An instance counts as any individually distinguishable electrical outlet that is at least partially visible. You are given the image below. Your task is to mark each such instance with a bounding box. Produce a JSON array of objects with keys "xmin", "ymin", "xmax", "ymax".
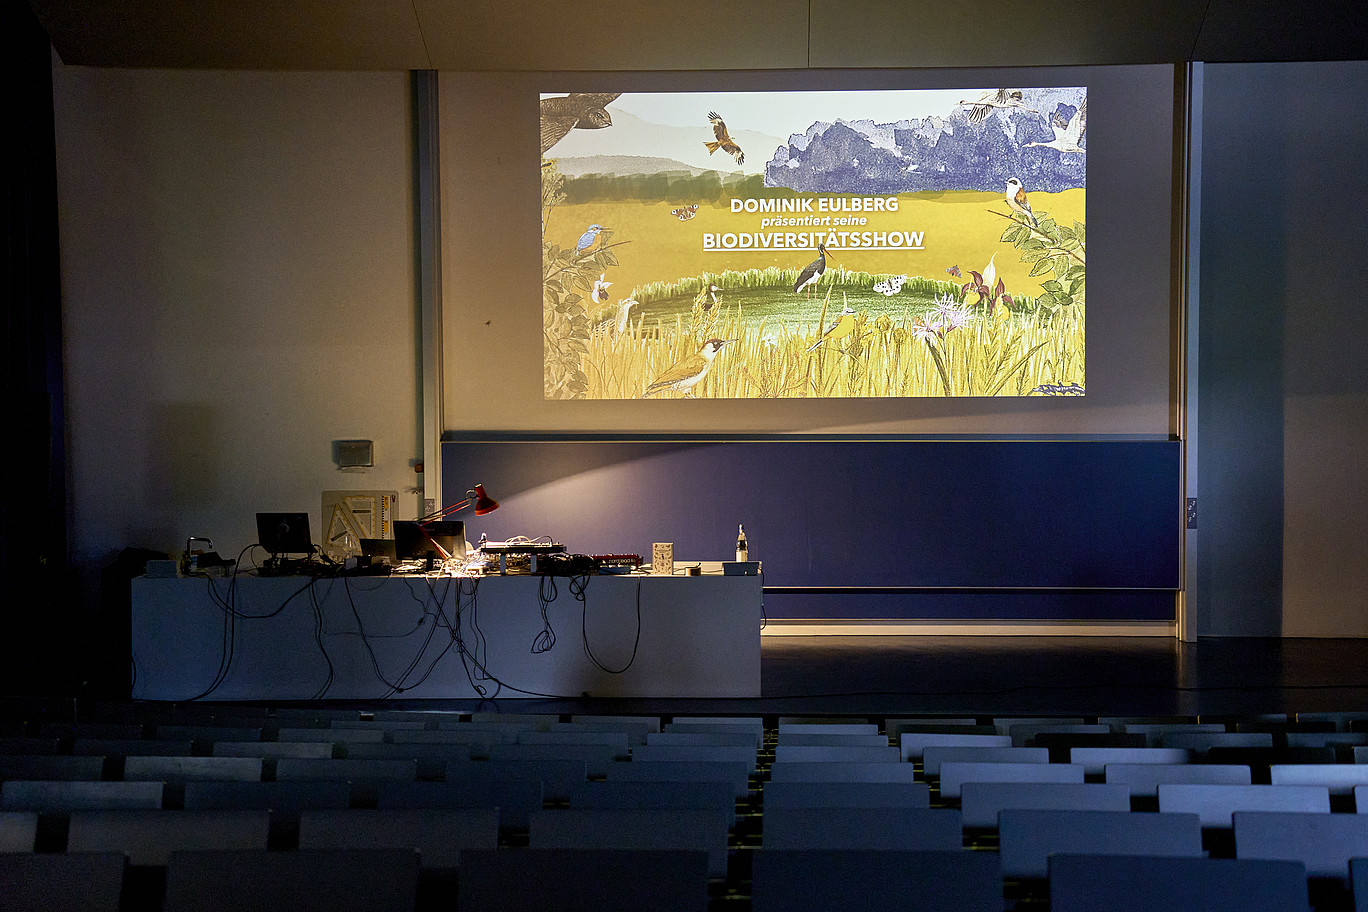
[
  {"xmin": 424, "ymin": 498, "xmax": 436, "ymax": 517},
  {"xmin": 1186, "ymin": 498, "xmax": 1198, "ymax": 529}
]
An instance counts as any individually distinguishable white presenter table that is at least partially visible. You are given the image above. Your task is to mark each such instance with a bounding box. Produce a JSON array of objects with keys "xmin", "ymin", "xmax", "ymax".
[{"xmin": 131, "ymin": 572, "xmax": 762, "ymax": 701}]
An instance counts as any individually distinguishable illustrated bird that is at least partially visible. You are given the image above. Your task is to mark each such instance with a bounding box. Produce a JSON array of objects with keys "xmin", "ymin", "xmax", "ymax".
[
  {"xmin": 807, "ymin": 306, "xmax": 857, "ymax": 352},
  {"xmin": 643, "ymin": 338, "xmax": 732, "ymax": 397},
  {"xmin": 576, "ymin": 224, "xmax": 609, "ymax": 253},
  {"xmin": 591, "ymin": 273, "xmax": 612, "ymax": 305},
  {"xmin": 593, "ymin": 298, "xmax": 638, "ymax": 337},
  {"xmin": 704, "ymin": 112, "xmax": 745, "ymax": 166},
  {"xmin": 539, "ymin": 93, "xmax": 621, "ymax": 155},
  {"xmin": 1005, "ymin": 177, "xmax": 1038, "ymax": 228},
  {"xmin": 694, "ymin": 282, "xmax": 722, "ymax": 311},
  {"xmin": 793, "ymin": 243, "xmax": 830, "ymax": 297},
  {"xmin": 958, "ymin": 88, "xmax": 1035, "ymax": 123},
  {"xmin": 1023, "ymin": 97, "xmax": 1087, "ymax": 154}
]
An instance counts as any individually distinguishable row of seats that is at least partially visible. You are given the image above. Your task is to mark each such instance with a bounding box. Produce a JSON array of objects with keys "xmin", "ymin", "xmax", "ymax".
[{"xmin": 6, "ymin": 708, "xmax": 1368, "ymax": 910}]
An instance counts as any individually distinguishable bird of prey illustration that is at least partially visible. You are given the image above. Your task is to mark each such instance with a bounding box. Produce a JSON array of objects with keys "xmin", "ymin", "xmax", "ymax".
[
  {"xmin": 1024, "ymin": 97, "xmax": 1087, "ymax": 154},
  {"xmin": 793, "ymin": 244, "xmax": 831, "ymax": 297},
  {"xmin": 958, "ymin": 88, "xmax": 1035, "ymax": 124},
  {"xmin": 539, "ymin": 93, "xmax": 621, "ymax": 155},
  {"xmin": 643, "ymin": 339, "xmax": 732, "ymax": 397},
  {"xmin": 1005, "ymin": 177, "xmax": 1039, "ymax": 228},
  {"xmin": 705, "ymin": 112, "xmax": 744, "ymax": 166},
  {"xmin": 807, "ymin": 306, "xmax": 857, "ymax": 352}
]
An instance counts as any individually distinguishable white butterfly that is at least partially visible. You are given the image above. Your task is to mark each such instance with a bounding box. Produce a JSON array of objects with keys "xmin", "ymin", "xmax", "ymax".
[{"xmin": 873, "ymin": 275, "xmax": 907, "ymax": 296}]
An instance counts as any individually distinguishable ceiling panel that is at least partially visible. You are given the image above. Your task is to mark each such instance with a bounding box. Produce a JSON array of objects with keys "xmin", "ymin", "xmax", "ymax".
[
  {"xmin": 34, "ymin": 0, "xmax": 431, "ymax": 69},
  {"xmin": 31, "ymin": 0, "xmax": 1368, "ymax": 71},
  {"xmin": 414, "ymin": 0, "xmax": 810, "ymax": 72},
  {"xmin": 809, "ymin": 0, "xmax": 1210, "ymax": 69}
]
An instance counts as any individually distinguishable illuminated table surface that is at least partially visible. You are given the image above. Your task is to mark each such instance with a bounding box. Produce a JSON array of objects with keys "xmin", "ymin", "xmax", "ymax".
[{"xmin": 131, "ymin": 571, "xmax": 762, "ymax": 701}]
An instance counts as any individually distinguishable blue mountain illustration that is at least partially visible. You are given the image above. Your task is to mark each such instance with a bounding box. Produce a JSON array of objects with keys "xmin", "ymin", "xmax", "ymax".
[{"xmin": 765, "ymin": 89, "xmax": 1087, "ymax": 194}]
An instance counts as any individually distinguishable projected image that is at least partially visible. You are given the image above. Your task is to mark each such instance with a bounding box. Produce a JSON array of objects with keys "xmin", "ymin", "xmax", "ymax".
[{"xmin": 541, "ymin": 88, "xmax": 1086, "ymax": 400}]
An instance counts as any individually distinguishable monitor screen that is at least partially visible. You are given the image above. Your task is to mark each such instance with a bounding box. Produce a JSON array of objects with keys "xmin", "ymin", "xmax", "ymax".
[{"xmin": 256, "ymin": 512, "xmax": 313, "ymax": 556}]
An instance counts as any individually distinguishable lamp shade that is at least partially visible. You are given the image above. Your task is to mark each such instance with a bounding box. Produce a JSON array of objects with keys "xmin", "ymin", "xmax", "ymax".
[{"xmin": 471, "ymin": 484, "xmax": 499, "ymax": 515}]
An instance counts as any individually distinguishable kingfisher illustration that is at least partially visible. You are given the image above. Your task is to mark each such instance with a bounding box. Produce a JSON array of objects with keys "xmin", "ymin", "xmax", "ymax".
[
  {"xmin": 1005, "ymin": 177, "xmax": 1038, "ymax": 228},
  {"xmin": 643, "ymin": 339, "xmax": 732, "ymax": 397},
  {"xmin": 591, "ymin": 273, "xmax": 612, "ymax": 305},
  {"xmin": 694, "ymin": 282, "xmax": 722, "ymax": 311},
  {"xmin": 1023, "ymin": 97, "xmax": 1087, "ymax": 154},
  {"xmin": 958, "ymin": 88, "xmax": 1035, "ymax": 123},
  {"xmin": 576, "ymin": 224, "xmax": 609, "ymax": 253},
  {"xmin": 807, "ymin": 306, "xmax": 857, "ymax": 352},
  {"xmin": 793, "ymin": 244, "xmax": 831, "ymax": 297},
  {"xmin": 539, "ymin": 93, "xmax": 621, "ymax": 155},
  {"xmin": 704, "ymin": 112, "xmax": 745, "ymax": 166}
]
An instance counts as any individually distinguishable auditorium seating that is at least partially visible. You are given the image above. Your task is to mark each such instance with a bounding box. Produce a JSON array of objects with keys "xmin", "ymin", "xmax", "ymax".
[{"xmin": 6, "ymin": 701, "xmax": 1368, "ymax": 910}]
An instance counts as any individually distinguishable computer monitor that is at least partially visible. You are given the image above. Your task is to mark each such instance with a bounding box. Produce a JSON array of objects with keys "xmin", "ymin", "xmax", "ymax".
[
  {"xmin": 256, "ymin": 512, "xmax": 313, "ymax": 556},
  {"xmin": 394, "ymin": 520, "xmax": 466, "ymax": 561}
]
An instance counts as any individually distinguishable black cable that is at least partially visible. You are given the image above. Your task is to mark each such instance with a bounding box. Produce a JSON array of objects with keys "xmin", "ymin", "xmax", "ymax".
[
  {"xmin": 576, "ymin": 574, "xmax": 642, "ymax": 675},
  {"xmin": 532, "ymin": 575, "xmax": 558, "ymax": 653}
]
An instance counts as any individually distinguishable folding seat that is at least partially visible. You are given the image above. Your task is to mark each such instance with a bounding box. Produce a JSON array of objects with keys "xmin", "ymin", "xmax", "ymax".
[
  {"xmin": 999, "ymin": 808, "xmax": 1203, "ymax": 878},
  {"xmin": 646, "ymin": 731, "xmax": 757, "ymax": 749},
  {"xmin": 776, "ymin": 723, "xmax": 879, "ymax": 738},
  {"xmin": 458, "ymin": 848, "xmax": 709, "ymax": 912},
  {"xmin": 1048, "ymin": 853, "xmax": 1309, "ymax": 912},
  {"xmin": 67, "ymin": 809, "xmax": 270, "ymax": 864},
  {"xmin": 1069, "ymin": 746, "xmax": 1189, "ymax": 776},
  {"xmin": 529, "ymin": 807, "xmax": 730, "ymax": 878},
  {"xmin": 489, "ymin": 741, "xmax": 620, "ymax": 777},
  {"xmin": 0, "ymin": 810, "xmax": 37, "ymax": 851},
  {"xmin": 1234, "ymin": 809, "xmax": 1368, "ymax": 879},
  {"xmin": 1157, "ymin": 783, "xmax": 1330, "ymax": 827},
  {"xmin": 123, "ymin": 756, "xmax": 263, "ymax": 782},
  {"xmin": 0, "ymin": 852, "xmax": 125, "ymax": 912},
  {"xmin": 776, "ymin": 732, "xmax": 890, "ymax": 747},
  {"xmin": 762, "ymin": 806, "xmax": 962, "ymax": 852},
  {"xmin": 773, "ymin": 744, "xmax": 899, "ymax": 763},
  {"xmin": 73, "ymin": 738, "xmax": 193, "ymax": 757},
  {"xmin": 163, "ymin": 848, "xmax": 420, "ymax": 912},
  {"xmin": 938, "ymin": 761, "xmax": 1084, "ymax": 799},
  {"xmin": 921, "ymin": 745, "xmax": 1048, "ymax": 777},
  {"xmin": 1008, "ymin": 722, "xmax": 1111, "ymax": 748},
  {"xmin": 1, "ymin": 780, "xmax": 163, "ymax": 811},
  {"xmin": 604, "ymin": 759, "xmax": 752, "ymax": 798},
  {"xmin": 1123, "ymin": 722, "xmax": 1226, "ymax": 748},
  {"xmin": 1269, "ymin": 763, "xmax": 1368, "ymax": 795},
  {"xmin": 900, "ymin": 732, "xmax": 1011, "ymax": 761},
  {"xmin": 1106, "ymin": 762, "xmax": 1251, "ymax": 797},
  {"xmin": 0, "ymin": 754, "xmax": 105, "ymax": 781},
  {"xmin": 1030, "ymin": 732, "xmax": 1149, "ymax": 762},
  {"xmin": 274, "ymin": 758, "xmax": 417, "ymax": 782},
  {"xmin": 631, "ymin": 743, "xmax": 756, "ymax": 765},
  {"xmin": 1159, "ymin": 731, "xmax": 1273, "ymax": 754},
  {"xmin": 469, "ymin": 712, "xmax": 559, "ymax": 729},
  {"xmin": 570, "ymin": 779, "xmax": 738, "ymax": 827},
  {"xmin": 212, "ymin": 740, "xmax": 333, "ymax": 759},
  {"xmin": 664, "ymin": 718, "xmax": 764, "ymax": 748},
  {"xmin": 376, "ymin": 779, "xmax": 542, "ymax": 831},
  {"xmin": 0, "ymin": 737, "xmax": 62, "ymax": 756},
  {"xmin": 152, "ymin": 725, "xmax": 263, "ymax": 744},
  {"xmin": 517, "ymin": 729, "xmax": 631, "ymax": 761},
  {"xmin": 752, "ymin": 849, "xmax": 1002, "ymax": 912},
  {"xmin": 569, "ymin": 714, "xmax": 661, "ymax": 739},
  {"xmin": 959, "ymin": 781, "xmax": 1130, "ymax": 829},
  {"xmin": 761, "ymin": 780, "xmax": 930, "ymax": 810},
  {"xmin": 183, "ymin": 780, "xmax": 351, "ymax": 812},
  {"xmin": 344, "ymin": 741, "xmax": 474, "ymax": 779},
  {"xmin": 274, "ymin": 727, "xmax": 385, "ymax": 744},
  {"xmin": 447, "ymin": 757, "xmax": 586, "ymax": 803},
  {"xmin": 297, "ymin": 807, "xmax": 497, "ymax": 869},
  {"xmin": 768, "ymin": 761, "xmax": 920, "ymax": 784}
]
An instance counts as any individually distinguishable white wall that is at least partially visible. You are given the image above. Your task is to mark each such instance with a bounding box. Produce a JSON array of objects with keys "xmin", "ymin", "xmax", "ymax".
[
  {"xmin": 51, "ymin": 62, "xmax": 420, "ymax": 581},
  {"xmin": 1196, "ymin": 61, "xmax": 1368, "ymax": 636}
]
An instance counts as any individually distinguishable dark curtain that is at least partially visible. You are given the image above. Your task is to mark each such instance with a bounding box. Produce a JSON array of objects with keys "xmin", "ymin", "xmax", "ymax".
[{"xmin": 2, "ymin": 0, "xmax": 73, "ymax": 693}]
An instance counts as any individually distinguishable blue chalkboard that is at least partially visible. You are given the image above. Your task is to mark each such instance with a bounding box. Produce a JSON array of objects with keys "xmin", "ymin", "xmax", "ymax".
[{"xmin": 442, "ymin": 437, "xmax": 1180, "ymax": 621}]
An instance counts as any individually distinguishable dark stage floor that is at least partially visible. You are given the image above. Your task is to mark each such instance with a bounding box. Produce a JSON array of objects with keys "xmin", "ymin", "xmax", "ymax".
[{"xmin": 269, "ymin": 635, "xmax": 1368, "ymax": 721}]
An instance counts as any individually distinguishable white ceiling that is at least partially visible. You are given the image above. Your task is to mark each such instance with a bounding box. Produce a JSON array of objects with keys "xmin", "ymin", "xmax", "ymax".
[{"xmin": 32, "ymin": 0, "xmax": 1368, "ymax": 71}]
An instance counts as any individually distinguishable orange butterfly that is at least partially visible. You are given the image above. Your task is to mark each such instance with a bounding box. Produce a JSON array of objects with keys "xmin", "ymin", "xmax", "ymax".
[{"xmin": 670, "ymin": 204, "xmax": 699, "ymax": 221}]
